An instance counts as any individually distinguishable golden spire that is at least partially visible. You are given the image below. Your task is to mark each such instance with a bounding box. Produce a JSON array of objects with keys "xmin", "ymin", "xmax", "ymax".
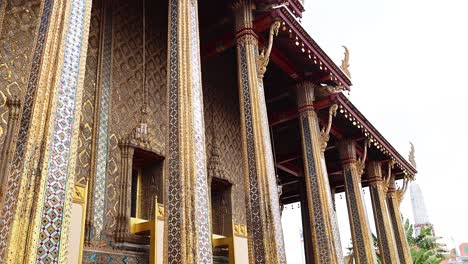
[
  {"xmin": 409, "ymin": 142, "xmax": 416, "ymax": 168},
  {"xmin": 340, "ymin": 45, "xmax": 351, "ymax": 79}
]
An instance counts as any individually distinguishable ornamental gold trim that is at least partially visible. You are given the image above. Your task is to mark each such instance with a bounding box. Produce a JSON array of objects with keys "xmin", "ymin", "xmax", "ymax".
[
  {"xmin": 319, "ymin": 104, "xmax": 338, "ymax": 152},
  {"xmin": 257, "ymin": 20, "xmax": 281, "ymax": 78},
  {"xmin": 73, "ymin": 183, "xmax": 88, "ymax": 204},
  {"xmin": 233, "ymin": 223, "xmax": 248, "ymax": 238},
  {"xmin": 156, "ymin": 203, "xmax": 164, "ymax": 221},
  {"xmin": 340, "ymin": 46, "xmax": 351, "ymax": 78}
]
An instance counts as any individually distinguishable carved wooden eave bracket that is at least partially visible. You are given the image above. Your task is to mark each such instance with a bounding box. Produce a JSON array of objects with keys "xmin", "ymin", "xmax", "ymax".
[
  {"xmin": 257, "ymin": 20, "xmax": 281, "ymax": 78},
  {"xmin": 356, "ymin": 139, "xmax": 369, "ymax": 177},
  {"xmin": 395, "ymin": 175, "xmax": 411, "ymax": 204},
  {"xmin": 383, "ymin": 160, "xmax": 395, "ymax": 193},
  {"xmin": 319, "ymin": 104, "xmax": 338, "ymax": 152},
  {"xmin": 314, "ymin": 94, "xmax": 417, "ymax": 177}
]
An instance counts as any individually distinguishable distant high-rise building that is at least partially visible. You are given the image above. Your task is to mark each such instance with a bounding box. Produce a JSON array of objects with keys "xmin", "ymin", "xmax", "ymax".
[{"xmin": 409, "ymin": 143, "xmax": 433, "ymax": 236}]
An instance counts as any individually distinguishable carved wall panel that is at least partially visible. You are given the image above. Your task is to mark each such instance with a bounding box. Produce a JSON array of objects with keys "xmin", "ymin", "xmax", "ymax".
[
  {"xmin": 203, "ymin": 52, "xmax": 246, "ymax": 225},
  {"xmin": 75, "ymin": 0, "xmax": 102, "ymax": 184},
  {"xmin": 0, "ymin": 0, "xmax": 41, "ymax": 150},
  {"xmin": 105, "ymin": 0, "xmax": 167, "ymax": 232}
]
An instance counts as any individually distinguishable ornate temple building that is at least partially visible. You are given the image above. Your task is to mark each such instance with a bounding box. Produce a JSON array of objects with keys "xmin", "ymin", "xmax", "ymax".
[{"xmin": 0, "ymin": 0, "xmax": 417, "ymax": 263}]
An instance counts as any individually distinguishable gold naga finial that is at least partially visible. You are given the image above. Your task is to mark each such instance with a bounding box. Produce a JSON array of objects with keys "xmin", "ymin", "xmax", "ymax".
[
  {"xmin": 356, "ymin": 139, "xmax": 369, "ymax": 177},
  {"xmin": 257, "ymin": 20, "xmax": 281, "ymax": 78},
  {"xmin": 340, "ymin": 46, "xmax": 351, "ymax": 79},
  {"xmin": 396, "ymin": 175, "xmax": 411, "ymax": 204},
  {"xmin": 409, "ymin": 142, "xmax": 416, "ymax": 169},
  {"xmin": 319, "ymin": 104, "xmax": 338, "ymax": 152}
]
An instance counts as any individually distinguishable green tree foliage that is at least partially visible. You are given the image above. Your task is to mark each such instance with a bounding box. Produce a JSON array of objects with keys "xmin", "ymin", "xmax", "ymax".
[
  {"xmin": 345, "ymin": 218, "xmax": 446, "ymax": 264},
  {"xmin": 404, "ymin": 218, "xmax": 446, "ymax": 264}
]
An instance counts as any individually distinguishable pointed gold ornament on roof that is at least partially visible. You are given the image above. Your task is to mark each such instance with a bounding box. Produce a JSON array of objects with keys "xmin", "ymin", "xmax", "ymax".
[
  {"xmin": 409, "ymin": 142, "xmax": 417, "ymax": 169},
  {"xmin": 340, "ymin": 45, "xmax": 351, "ymax": 79}
]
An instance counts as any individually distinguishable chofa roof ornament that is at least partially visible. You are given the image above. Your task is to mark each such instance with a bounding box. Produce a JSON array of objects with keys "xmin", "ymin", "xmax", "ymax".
[
  {"xmin": 409, "ymin": 142, "xmax": 417, "ymax": 169},
  {"xmin": 340, "ymin": 45, "xmax": 351, "ymax": 79}
]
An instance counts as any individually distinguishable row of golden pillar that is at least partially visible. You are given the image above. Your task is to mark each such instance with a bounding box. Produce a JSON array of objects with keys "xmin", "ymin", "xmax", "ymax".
[
  {"xmin": 296, "ymin": 82, "xmax": 412, "ymax": 264},
  {"xmin": 0, "ymin": 0, "xmax": 412, "ymax": 263}
]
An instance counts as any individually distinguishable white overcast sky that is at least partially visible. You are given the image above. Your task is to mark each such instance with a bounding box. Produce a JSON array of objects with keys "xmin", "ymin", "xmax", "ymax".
[{"xmin": 282, "ymin": 0, "xmax": 468, "ymax": 257}]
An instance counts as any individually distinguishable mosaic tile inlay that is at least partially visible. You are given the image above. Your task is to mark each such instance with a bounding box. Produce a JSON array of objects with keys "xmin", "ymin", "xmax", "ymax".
[
  {"xmin": 0, "ymin": 0, "xmax": 52, "ymax": 261},
  {"xmin": 257, "ymin": 78, "xmax": 286, "ymax": 264},
  {"xmin": 344, "ymin": 167, "xmax": 371, "ymax": 262},
  {"xmin": 166, "ymin": 0, "xmax": 212, "ymax": 262},
  {"xmin": 302, "ymin": 116, "xmax": 333, "ymax": 263},
  {"xmin": 370, "ymin": 185, "xmax": 393, "ymax": 263},
  {"xmin": 319, "ymin": 155, "xmax": 344, "ymax": 263},
  {"xmin": 166, "ymin": 0, "xmax": 181, "ymax": 261},
  {"xmin": 92, "ymin": 3, "xmax": 113, "ymax": 240},
  {"xmin": 36, "ymin": 0, "xmax": 88, "ymax": 262},
  {"xmin": 189, "ymin": 1, "xmax": 213, "ymax": 261},
  {"xmin": 238, "ymin": 44, "xmax": 266, "ymax": 263},
  {"xmin": 388, "ymin": 194, "xmax": 406, "ymax": 260}
]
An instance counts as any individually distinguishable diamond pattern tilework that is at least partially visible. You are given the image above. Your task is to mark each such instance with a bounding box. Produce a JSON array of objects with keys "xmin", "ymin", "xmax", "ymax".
[
  {"xmin": 321, "ymin": 155, "xmax": 344, "ymax": 264},
  {"xmin": 257, "ymin": 79, "xmax": 286, "ymax": 263},
  {"xmin": 202, "ymin": 58, "xmax": 245, "ymax": 226},
  {"xmin": 105, "ymin": 0, "xmax": 167, "ymax": 232},
  {"xmin": 387, "ymin": 194, "xmax": 406, "ymax": 261},
  {"xmin": 343, "ymin": 167, "xmax": 371, "ymax": 262},
  {"xmin": 75, "ymin": 0, "xmax": 102, "ymax": 185},
  {"xmin": 370, "ymin": 184, "xmax": 394, "ymax": 264},
  {"xmin": 0, "ymin": 0, "xmax": 42, "ymax": 142},
  {"xmin": 189, "ymin": 1, "xmax": 213, "ymax": 261},
  {"xmin": 0, "ymin": 0, "xmax": 50, "ymax": 261},
  {"xmin": 35, "ymin": 0, "xmax": 88, "ymax": 262},
  {"xmin": 166, "ymin": 0, "xmax": 181, "ymax": 261},
  {"xmin": 301, "ymin": 116, "xmax": 333, "ymax": 263},
  {"xmin": 238, "ymin": 44, "xmax": 266, "ymax": 263},
  {"xmin": 92, "ymin": 3, "xmax": 112, "ymax": 240}
]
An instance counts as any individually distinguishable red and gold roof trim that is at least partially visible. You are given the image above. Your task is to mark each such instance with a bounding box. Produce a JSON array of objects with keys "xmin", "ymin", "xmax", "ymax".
[{"xmin": 315, "ymin": 93, "xmax": 417, "ymax": 177}]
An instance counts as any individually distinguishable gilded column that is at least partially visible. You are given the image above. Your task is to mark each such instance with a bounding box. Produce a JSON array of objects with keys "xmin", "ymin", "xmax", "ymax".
[
  {"xmin": 338, "ymin": 140, "xmax": 376, "ymax": 264},
  {"xmin": 296, "ymin": 81, "xmax": 343, "ymax": 264},
  {"xmin": 0, "ymin": 96, "xmax": 21, "ymax": 188},
  {"xmin": 89, "ymin": 0, "xmax": 113, "ymax": 242},
  {"xmin": 387, "ymin": 175, "xmax": 412, "ymax": 263},
  {"xmin": 0, "ymin": 0, "xmax": 92, "ymax": 263},
  {"xmin": 114, "ymin": 140, "xmax": 134, "ymax": 245},
  {"xmin": 164, "ymin": 0, "xmax": 213, "ymax": 262},
  {"xmin": 367, "ymin": 161, "xmax": 400, "ymax": 264},
  {"xmin": 299, "ymin": 177, "xmax": 315, "ymax": 264},
  {"xmin": 233, "ymin": 1, "xmax": 286, "ymax": 263}
]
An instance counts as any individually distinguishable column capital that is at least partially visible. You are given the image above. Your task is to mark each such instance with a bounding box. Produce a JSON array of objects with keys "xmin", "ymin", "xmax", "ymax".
[
  {"xmin": 367, "ymin": 161, "xmax": 383, "ymax": 185},
  {"xmin": 338, "ymin": 139, "xmax": 368, "ymax": 176},
  {"xmin": 337, "ymin": 139, "xmax": 357, "ymax": 164},
  {"xmin": 296, "ymin": 81, "xmax": 319, "ymax": 111},
  {"xmin": 233, "ymin": 0, "xmax": 257, "ymax": 45},
  {"xmin": 386, "ymin": 174, "xmax": 397, "ymax": 194}
]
